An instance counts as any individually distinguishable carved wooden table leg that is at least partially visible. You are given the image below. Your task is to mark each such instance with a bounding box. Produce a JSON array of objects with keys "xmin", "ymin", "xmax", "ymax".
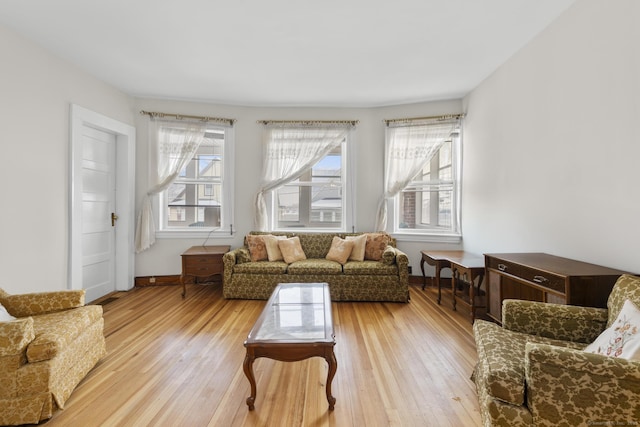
[
  {"xmin": 243, "ymin": 351, "xmax": 257, "ymax": 410},
  {"xmin": 325, "ymin": 348, "xmax": 337, "ymax": 410}
]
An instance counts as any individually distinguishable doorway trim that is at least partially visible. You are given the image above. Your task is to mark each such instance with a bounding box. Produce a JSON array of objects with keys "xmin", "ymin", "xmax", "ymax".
[{"xmin": 69, "ymin": 104, "xmax": 136, "ymax": 295}]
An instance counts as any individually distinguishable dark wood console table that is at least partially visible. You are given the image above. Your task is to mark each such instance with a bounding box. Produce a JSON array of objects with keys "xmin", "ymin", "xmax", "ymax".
[
  {"xmin": 485, "ymin": 253, "xmax": 628, "ymax": 323},
  {"xmin": 180, "ymin": 245, "xmax": 230, "ymax": 298}
]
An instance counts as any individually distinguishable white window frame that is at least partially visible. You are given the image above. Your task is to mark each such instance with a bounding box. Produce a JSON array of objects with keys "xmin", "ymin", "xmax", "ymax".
[
  {"xmin": 156, "ymin": 126, "xmax": 234, "ymax": 239},
  {"xmin": 386, "ymin": 126, "xmax": 462, "ymax": 243},
  {"xmin": 266, "ymin": 130, "xmax": 354, "ymax": 233}
]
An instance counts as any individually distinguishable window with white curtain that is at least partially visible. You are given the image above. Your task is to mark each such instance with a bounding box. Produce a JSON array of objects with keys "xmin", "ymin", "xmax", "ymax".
[
  {"xmin": 158, "ymin": 125, "xmax": 234, "ymax": 235},
  {"xmin": 382, "ymin": 116, "xmax": 462, "ymax": 241},
  {"xmin": 256, "ymin": 123, "xmax": 354, "ymax": 232}
]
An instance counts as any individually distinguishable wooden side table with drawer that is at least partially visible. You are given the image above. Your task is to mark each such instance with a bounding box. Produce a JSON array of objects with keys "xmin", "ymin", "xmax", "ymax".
[
  {"xmin": 180, "ymin": 245, "xmax": 230, "ymax": 298},
  {"xmin": 484, "ymin": 252, "xmax": 628, "ymax": 324}
]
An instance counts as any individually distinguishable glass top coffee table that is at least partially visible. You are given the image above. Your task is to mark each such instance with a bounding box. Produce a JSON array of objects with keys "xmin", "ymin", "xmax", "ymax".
[{"xmin": 243, "ymin": 282, "xmax": 337, "ymax": 411}]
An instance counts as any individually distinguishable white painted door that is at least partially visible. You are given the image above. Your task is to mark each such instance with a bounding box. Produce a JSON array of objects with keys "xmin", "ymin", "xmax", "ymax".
[{"xmin": 81, "ymin": 126, "xmax": 116, "ymax": 302}]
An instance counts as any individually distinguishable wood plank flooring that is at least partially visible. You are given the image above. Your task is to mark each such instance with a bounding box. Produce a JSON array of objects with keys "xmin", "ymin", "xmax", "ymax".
[{"xmin": 43, "ymin": 283, "xmax": 482, "ymax": 427}]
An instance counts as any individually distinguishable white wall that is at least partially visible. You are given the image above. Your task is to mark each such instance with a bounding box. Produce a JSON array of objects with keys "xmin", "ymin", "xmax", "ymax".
[
  {"xmin": 462, "ymin": 0, "xmax": 640, "ymax": 273},
  {"xmin": 133, "ymin": 98, "xmax": 463, "ymax": 277},
  {"xmin": 0, "ymin": 24, "xmax": 135, "ymax": 294}
]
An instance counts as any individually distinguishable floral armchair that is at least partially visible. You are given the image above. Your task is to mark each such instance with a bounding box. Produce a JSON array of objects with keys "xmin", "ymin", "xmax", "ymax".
[
  {"xmin": 472, "ymin": 274, "xmax": 640, "ymax": 426},
  {"xmin": 0, "ymin": 288, "xmax": 106, "ymax": 425}
]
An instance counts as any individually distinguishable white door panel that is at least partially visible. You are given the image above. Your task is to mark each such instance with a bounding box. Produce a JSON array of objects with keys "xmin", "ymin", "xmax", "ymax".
[{"xmin": 80, "ymin": 127, "xmax": 116, "ymax": 302}]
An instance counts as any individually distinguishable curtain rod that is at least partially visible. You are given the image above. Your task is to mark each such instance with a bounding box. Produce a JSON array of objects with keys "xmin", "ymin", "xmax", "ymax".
[
  {"xmin": 258, "ymin": 119, "xmax": 359, "ymax": 126},
  {"xmin": 140, "ymin": 110, "xmax": 235, "ymax": 126},
  {"xmin": 384, "ymin": 113, "xmax": 464, "ymax": 126}
]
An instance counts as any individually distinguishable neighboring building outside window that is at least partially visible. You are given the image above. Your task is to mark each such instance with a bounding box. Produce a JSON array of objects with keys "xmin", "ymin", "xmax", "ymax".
[
  {"xmin": 259, "ymin": 123, "xmax": 354, "ymax": 232},
  {"xmin": 385, "ymin": 117, "xmax": 462, "ymax": 242},
  {"xmin": 159, "ymin": 126, "xmax": 234, "ymax": 236}
]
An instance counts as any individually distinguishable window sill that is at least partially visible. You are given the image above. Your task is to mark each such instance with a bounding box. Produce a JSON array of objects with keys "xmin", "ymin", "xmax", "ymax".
[
  {"xmin": 156, "ymin": 229, "xmax": 233, "ymax": 239},
  {"xmin": 391, "ymin": 232, "xmax": 462, "ymax": 244}
]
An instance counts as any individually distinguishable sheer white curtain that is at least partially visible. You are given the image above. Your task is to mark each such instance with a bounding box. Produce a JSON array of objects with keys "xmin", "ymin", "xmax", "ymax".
[
  {"xmin": 254, "ymin": 124, "xmax": 349, "ymax": 231},
  {"xmin": 135, "ymin": 119, "xmax": 208, "ymax": 252},
  {"xmin": 375, "ymin": 119, "xmax": 458, "ymax": 231}
]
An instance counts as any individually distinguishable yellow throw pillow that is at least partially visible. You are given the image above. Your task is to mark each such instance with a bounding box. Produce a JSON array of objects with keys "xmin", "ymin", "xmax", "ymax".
[
  {"xmin": 326, "ymin": 236, "xmax": 355, "ymax": 265},
  {"xmin": 346, "ymin": 234, "xmax": 367, "ymax": 262},
  {"xmin": 263, "ymin": 235, "xmax": 287, "ymax": 261},
  {"xmin": 278, "ymin": 236, "xmax": 307, "ymax": 264},
  {"xmin": 246, "ymin": 234, "xmax": 269, "ymax": 262},
  {"xmin": 364, "ymin": 233, "xmax": 391, "ymax": 261}
]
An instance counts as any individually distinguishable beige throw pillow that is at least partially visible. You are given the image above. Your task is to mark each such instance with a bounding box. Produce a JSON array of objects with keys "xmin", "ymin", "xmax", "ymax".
[
  {"xmin": 263, "ymin": 235, "xmax": 287, "ymax": 261},
  {"xmin": 326, "ymin": 236, "xmax": 354, "ymax": 265},
  {"xmin": 278, "ymin": 236, "xmax": 307, "ymax": 264},
  {"xmin": 346, "ymin": 234, "xmax": 367, "ymax": 262},
  {"xmin": 364, "ymin": 233, "xmax": 391, "ymax": 261},
  {"xmin": 246, "ymin": 234, "xmax": 269, "ymax": 262}
]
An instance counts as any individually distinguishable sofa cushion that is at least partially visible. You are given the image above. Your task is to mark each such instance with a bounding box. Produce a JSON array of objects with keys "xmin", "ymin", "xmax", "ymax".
[
  {"xmin": 326, "ymin": 237, "xmax": 354, "ymax": 265},
  {"xmin": 297, "ymin": 233, "xmax": 335, "ymax": 258},
  {"xmin": 364, "ymin": 233, "xmax": 391, "ymax": 261},
  {"xmin": 473, "ymin": 319, "xmax": 584, "ymax": 406},
  {"xmin": 27, "ymin": 305, "xmax": 103, "ymax": 363},
  {"xmin": 584, "ymin": 299, "xmax": 640, "ymax": 360},
  {"xmin": 346, "ymin": 234, "xmax": 367, "ymax": 262},
  {"xmin": 233, "ymin": 261, "xmax": 288, "ymax": 275},
  {"xmin": 287, "ymin": 259, "xmax": 343, "ymax": 275},
  {"xmin": 343, "ymin": 261, "xmax": 398, "ymax": 276},
  {"xmin": 246, "ymin": 234, "xmax": 269, "ymax": 262},
  {"xmin": 263, "ymin": 235, "xmax": 287, "ymax": 261},
  {"xmin": 279, "ymin": 237, "xmax": 307, "ymax": 263}
]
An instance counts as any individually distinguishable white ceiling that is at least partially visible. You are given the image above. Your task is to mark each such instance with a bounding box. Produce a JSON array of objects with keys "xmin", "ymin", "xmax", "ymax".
[{"xmin": 0, "ymin": 0, "xmax": 576, "ymax": 107}]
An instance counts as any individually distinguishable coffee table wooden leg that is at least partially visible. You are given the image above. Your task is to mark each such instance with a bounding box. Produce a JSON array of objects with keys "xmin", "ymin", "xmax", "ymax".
[
  {"xmin": 325, "ymin": 350, "xmax": 337, "ymax": 411},
  {"xmin": 243, "ymin": 351, "xmax": 257, "ymax": 410}
]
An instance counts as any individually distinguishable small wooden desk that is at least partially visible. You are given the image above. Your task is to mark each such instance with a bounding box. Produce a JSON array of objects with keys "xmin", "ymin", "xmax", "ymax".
[
  {"xmin": 180, "ymin": 245, "xmax": 230, "ymax": 298},
  {"xmin": 449, "ymin": 254, "xmax": 485, "ymax": 322},
  {"xmin": 420, "ymin": 250, "xmax": 465, "ymax": 304}
]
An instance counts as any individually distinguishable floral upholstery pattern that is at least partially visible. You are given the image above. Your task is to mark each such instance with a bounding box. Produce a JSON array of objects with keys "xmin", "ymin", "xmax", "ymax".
[
  {"xmin": 473, "ymin": 274, "xmax": 640, "ymax": 427},
  {"xmin": 0, "ymin": 288, "xmax": 106, "ymax": 425},
  {"xmin": 502, "ymin": 300, "xmax": 608, "ymax": 344},
  {"xmin": 607, "ymin": 274, "xmax": 640, "ymax": 327},
  {"xmin": 223, "ymin": 232, "xmax": 409, "ymax": 302}
]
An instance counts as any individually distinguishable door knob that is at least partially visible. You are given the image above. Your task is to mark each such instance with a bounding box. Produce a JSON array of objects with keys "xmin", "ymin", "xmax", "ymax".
[{"xmin": 111, "ymin": 212, "xmax": 119, "ymax": 227}]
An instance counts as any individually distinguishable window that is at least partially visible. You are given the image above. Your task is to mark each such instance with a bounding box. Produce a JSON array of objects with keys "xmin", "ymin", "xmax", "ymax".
[
  {"xmin": 258, "ymin": 124, "xmax": 354, "ymax": 232},
  {"xmin": 159, "ymin": 126, "xmax": 234, "ymax": 236},
  {"xmin": 385, "ymin": 117, "xmax": 461, "ymax": 241},
  {"xmin": 275, "ymin": 147, "xmax": 344, "ymax": 229}
]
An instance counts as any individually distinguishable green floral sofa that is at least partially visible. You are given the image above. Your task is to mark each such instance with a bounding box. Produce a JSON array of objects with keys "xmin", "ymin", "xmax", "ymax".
[
  {"xmin": 223, "ymin": 232, "xmax": 410, "ymax": 302},
  {"xmin": 0, "ymin": 288, "xmax": 106, "ymax": 425},
  {"xmin": 472, "ymin": 274, "xmax": 640, "ymax": 427}
]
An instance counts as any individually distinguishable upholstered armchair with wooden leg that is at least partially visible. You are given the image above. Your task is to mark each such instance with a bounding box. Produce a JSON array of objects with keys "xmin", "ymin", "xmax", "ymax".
[
  {"xmin": 0, "ymin": 288, "xmax": 106, "ymax": 425},
  {"xmin": 473, "ymin": 274, "xmax": 640, "ymax": 426}
]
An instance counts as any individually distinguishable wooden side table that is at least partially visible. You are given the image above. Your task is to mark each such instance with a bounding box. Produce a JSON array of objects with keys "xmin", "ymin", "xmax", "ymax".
[
  {"xmin": 420, "ymin": 250, "xmax": 465, "ymax": 304},
  {"xmin": 180, "ymin": 245, "xmax": 230, "ymax": 298},
  {"xmin": 449, "ymin": 254, "xmax": 485, "ymax": 322}
]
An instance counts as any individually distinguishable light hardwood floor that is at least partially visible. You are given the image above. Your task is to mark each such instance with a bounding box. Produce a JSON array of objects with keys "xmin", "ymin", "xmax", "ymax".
[{"xmin": 44, "ymin": 283, "xmax": 482, "ymax": 427}]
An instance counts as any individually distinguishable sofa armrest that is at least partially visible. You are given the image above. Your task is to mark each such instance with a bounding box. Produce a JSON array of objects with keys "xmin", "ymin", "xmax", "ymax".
[
  {"xmin": 525, "ymin": 342, "xmax": 640, "ymax": 424},
  {"xmin": 391, "ymin": 247, "xmax": 410, "ymax": 284},
  {"xmin": 0, "ymin": 317, "xmax": 35, "ymax": 356},
  {"xmin": 2, "ymin": 290, "xmax": 86, "ymax": 318},
  {"xmin": 502, "ymin": 299, "xmax": 607, "ymax": 343}
]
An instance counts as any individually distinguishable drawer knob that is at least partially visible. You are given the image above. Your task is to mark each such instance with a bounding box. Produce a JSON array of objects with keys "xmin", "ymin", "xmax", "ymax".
[
  {"xmin": 533, "ymin": 275, "xmax": 549, "ymax": 284},
  {"xmin": 498, "ymin": 263, "xmax": 507, "ymax": 272}
]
